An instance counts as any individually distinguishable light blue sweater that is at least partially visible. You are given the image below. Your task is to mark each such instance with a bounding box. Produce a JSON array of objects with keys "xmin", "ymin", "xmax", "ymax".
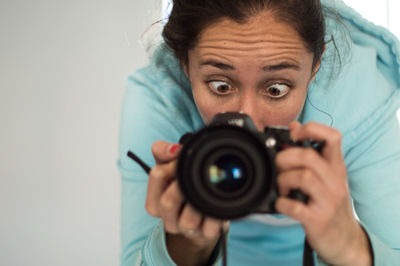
[{"xmin": 118, "ymin": 0, "xmax": 400, "ymax": 265}]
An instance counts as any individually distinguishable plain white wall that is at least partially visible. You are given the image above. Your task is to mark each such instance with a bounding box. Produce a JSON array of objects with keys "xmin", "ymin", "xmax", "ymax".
[{"xmin": 0, "ymin": 0, "xmax": 161, "ymax": 265}]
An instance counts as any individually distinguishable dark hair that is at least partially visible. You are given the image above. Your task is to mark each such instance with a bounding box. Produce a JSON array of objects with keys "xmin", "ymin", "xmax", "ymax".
[{"xmin": 162, "ymin": 0, "xmax": 326, "ymax": 68}]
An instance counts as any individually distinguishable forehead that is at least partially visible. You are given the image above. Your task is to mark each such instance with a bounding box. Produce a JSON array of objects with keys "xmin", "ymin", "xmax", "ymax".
[{"xmin": 192, "ymin": 11, "xmax": 311, "ymax": 65}]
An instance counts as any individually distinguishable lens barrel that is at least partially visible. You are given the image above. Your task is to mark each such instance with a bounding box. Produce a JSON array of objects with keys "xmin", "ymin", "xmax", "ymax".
[{"xmin": 177, "ymin": 125, "xmax": 273, "ymax": 219}]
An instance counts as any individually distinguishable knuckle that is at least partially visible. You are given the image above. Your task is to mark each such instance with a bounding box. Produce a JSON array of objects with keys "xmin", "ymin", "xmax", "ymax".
[
  {"xmin": 149, "ymin": 166, "xmax": 165, "ymax": 180},
  {"xmin": 160, "ymin": 196, "xmax": 171, "ymax": 210},
  {"xmin": 330, "ymin": 130, "xmax": 342, "ymax": 144},
  {"xmin": 160, "ymin": 193, "xmax": 176, "ymax": 210},
  {"xmin": 300, "ymin": 169, "xmax": 313, "ymax": 185},
  {"xmin": 145, "ymin": 201, "xmax": 158, "ymax": 216},
  {"xmin": 151, "ymin": 141, "xmax": 162, "ymax": 155},
  {"xmin": 150, "ymin": 163, "xmax": 176, "ymax": 181},
  {"xmin": 302, "ymin": 149, "xmax": 316, "ymax": 163},
  {"xmin": 303, "ymin": 122, "xmax": 316, "ymax": 133},
  {"xmin": 290, "ymin": 202, "xmax": 303, "ymax": 216},
  {"xmin": 203, "ymin": 227, "xmax": 219, "ymax": 240},
  {"xmin": 202, "ymin": 220, "xmax": 220, "ymax": 239},
  {"xmin": 179, "ymin": 216, "xmax": 198, "ymax": 230}
]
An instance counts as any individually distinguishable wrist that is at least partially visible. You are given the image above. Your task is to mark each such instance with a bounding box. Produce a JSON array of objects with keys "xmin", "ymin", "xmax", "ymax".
[
  {"xmin": 339, "ymin": 223, "xmax": 373, "ymax": 266},
  {"xmin": 166, "ymin": 233, "xmax": 219, "ymax": 266}
]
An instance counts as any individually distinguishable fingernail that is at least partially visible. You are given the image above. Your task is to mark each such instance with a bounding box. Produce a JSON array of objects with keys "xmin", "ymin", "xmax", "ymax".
[
  {"xmin": 223, "ymin": 221, "xmax": 230, "ymax": 230},
  {"xmin": 169, "ymin": 144, "xmax": 181, "ymax": 154},
  {"xmin": 289, "ymin": 131, "xmax": 297, "ymax": 142},
  {"xmin": 185, "ymin": 229, "xmax": 197, "ymax": 235}
]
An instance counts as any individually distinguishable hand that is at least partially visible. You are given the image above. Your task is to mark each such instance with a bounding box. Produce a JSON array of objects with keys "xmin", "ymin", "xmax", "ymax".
[
  {"xmin": 145, "ymin": 140, "xmax": 229, "ymax": 265},
  {"xmin": 275, "ymin": 122, "xmax": 372, "ymax": 266}
]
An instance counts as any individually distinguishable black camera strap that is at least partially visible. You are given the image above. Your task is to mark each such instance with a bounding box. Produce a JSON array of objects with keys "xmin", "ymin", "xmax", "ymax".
[{"xmin": 303, "ymin": 238, "xmax": 315, "ymax": 266}]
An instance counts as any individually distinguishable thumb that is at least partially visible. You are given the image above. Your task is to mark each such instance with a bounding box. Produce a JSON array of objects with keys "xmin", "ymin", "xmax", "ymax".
[
  {"xmin": 151, "ymin": 140, "xmax": 181, "ymax": 164},
  {"xmin": 288, "ymin": 121, "xmax": 302, "ymax": 140}
]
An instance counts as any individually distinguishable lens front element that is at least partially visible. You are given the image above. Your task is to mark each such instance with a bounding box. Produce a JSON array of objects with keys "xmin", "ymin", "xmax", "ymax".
[{"xmin": 207, "ymin": 154, "xmax": 248, "ymax": 195}]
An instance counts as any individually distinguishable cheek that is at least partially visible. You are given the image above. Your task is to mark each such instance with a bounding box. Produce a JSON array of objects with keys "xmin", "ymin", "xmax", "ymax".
[
  {"xmin": 263, "ymin": 94, "xmax": 307, "ymax": 126},
  {"xmin": 275, "ymin": 103, "xmax": 304, "ymax": 125},
  {"xmin": 192, "ymin": 86, "xmax": 218, "ymax": 124}
]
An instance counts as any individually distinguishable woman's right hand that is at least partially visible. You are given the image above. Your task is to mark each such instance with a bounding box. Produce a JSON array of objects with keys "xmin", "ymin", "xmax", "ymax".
[{"xmin": 146, "ymin": 140, "xmax": 229, "ymax": 265}]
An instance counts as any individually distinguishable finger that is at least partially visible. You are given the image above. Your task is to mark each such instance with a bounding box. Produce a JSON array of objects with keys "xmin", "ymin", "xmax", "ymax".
[
  {"xmin": 160, "ymin": 180, "xmax": 184, "ymax": 234},
  {"xmin": 151, "ymin": 140, "xmax": 182, "ymax": 164},
  {"xmin": 222, "ymin": 220, "xmax": 230, "ymax": 233},
  {"xmin": 201, "ymin": 217, "xmax": 223, "ymax": 240},
  {"xmin": 288, "ymin": 121, "xmax": 302, "ymax": 135},
  {"xmin": 275, "ymin": 197, "xmax": 312, "ymax": 224},
  {"xmin": 276, "ymin": 148, "xmax": 335, "ymax": 186},
  {"xmin": 146, "ymin": 161, "xmax": 177, "ymax": 217},
  {"xmin": 277, "ymin": 168, "xmax": 330, "ymax": 204},
  {"xmin": 178, "ymin": 204, "xmax": 203, "ymax": 237},
  {"xmin": 290, "ymin": 122, "xmax": 343, "ymax": 166}
]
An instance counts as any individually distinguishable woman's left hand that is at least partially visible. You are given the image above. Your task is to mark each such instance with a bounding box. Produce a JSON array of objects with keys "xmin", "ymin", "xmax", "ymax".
[{"xmin": 275, "ymin": 121, "xmax": 372, "ymax": 266}]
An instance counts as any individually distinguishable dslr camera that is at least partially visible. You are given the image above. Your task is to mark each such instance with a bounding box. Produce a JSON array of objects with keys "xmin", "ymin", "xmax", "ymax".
[{"xmin": 177, "ymin": 112, "xmax": 324, "ymax": 220}]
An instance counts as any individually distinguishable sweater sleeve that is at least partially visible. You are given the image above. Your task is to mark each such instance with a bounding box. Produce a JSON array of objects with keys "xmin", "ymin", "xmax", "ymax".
[
  {"xmin": 317, "ymin": 114, "xmax": 400, "ymax": 265},
  {"xmin": 347, "ymin": 113, "xmax": 400, "ymax": 265},
  {"xmin": 118, "ymin": 66, "xmax": 222, "ymax": 265}
]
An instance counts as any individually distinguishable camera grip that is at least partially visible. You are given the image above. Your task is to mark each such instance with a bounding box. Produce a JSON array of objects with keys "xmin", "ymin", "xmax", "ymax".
[{"xmin": 288, "ymin": 189, "xmax": 309, "ymax": 204}]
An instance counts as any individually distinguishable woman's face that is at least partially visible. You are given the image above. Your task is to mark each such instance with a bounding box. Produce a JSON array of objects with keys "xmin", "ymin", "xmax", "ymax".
[{"xmin": 185, "ymin": 11, "xmax": 319, "ymax": 131}]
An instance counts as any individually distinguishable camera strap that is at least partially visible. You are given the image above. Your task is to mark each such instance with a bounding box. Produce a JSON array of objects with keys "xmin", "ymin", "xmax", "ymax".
[{"xmin": 303, "ymin": 238, "xmax": 315, "ymax": 266}]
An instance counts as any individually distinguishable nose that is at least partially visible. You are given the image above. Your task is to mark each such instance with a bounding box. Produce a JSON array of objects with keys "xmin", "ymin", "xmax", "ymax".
[{"xmin": 238, "ymin": 96, "xmax": 264, "ymax": 132}]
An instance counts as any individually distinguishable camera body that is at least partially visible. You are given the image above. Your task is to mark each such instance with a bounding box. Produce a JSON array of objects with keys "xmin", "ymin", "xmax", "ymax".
[{"xmin": 177, "ymin": 112, "xmax": 324, "ymax": 220}]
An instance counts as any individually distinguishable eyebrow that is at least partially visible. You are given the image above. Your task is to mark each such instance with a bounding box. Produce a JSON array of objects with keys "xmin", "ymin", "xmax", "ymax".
[
  {"xmin": 200, "ymin": 60, "xmax": 300, "ymax": 72},
  {"xmin": 263, "ymin": 63, "xmax": 300, "ymax": 72},
  {"xmin": 200, "ymin": 60, "xmax": 235, "ymax": 71}
]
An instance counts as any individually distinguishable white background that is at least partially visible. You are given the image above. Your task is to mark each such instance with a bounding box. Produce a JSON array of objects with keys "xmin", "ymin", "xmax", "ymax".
[
  {"xmin": 343, "ymin": 0, "xmax": 400, "ymax": 37},
  {"xmin": 0, "ymin": 0, "xmax": 161, "ymax": 265},
  {"xmin": 0, "ymin": 0, "xmax": 399, "ymax": 266}
]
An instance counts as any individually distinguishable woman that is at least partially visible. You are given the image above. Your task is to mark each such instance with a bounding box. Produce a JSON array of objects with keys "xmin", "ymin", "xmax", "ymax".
[{"xmin": 118, "ymin": 0, "xmax": 400, "ymax": 265}]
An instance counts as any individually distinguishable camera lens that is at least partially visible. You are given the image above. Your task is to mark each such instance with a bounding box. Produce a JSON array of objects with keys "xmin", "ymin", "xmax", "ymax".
[
  {"xmin": 177, "ymin": 125, "xmax": 273, "ymax": 219},
  {"xmin": 207, "ymin": 154, "xmax": 247, "ymax": 194}
]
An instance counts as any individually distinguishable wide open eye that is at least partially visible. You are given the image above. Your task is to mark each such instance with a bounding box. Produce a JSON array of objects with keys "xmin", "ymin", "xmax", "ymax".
[
  {"xmin": 265, "ymin": 83, "xmax": 290, "ymax": 98},
  {"xmin": 208, "ymin": 81, "xmax": 233, "ymax": 95}
]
